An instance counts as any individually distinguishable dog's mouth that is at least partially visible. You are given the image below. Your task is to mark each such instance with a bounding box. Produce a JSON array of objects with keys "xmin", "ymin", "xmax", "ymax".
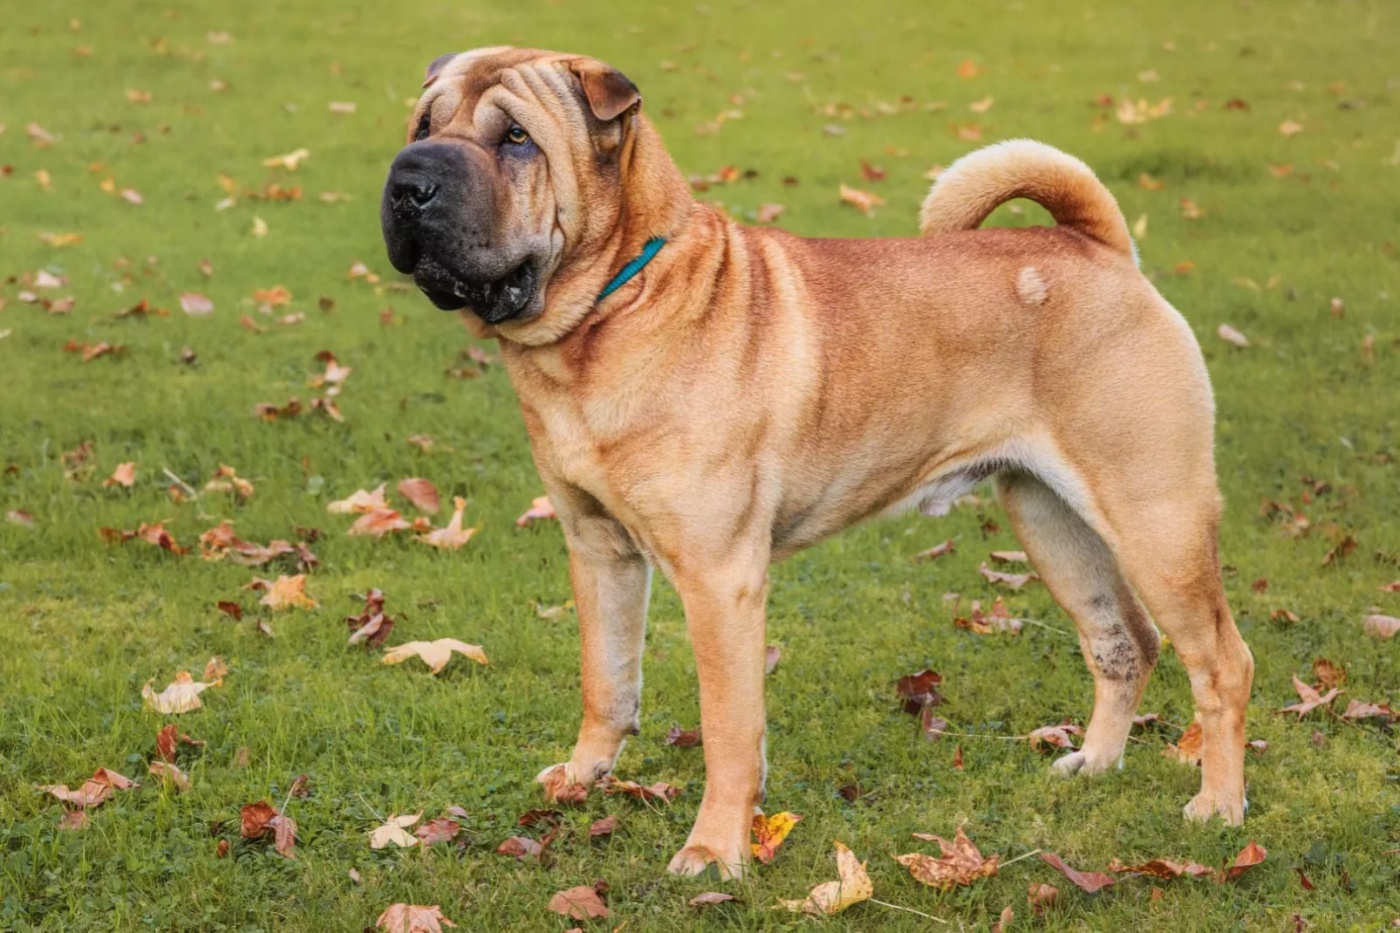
[{"xmin": 413, "ymin": 255, "xmax": 537, "ymax": 324}]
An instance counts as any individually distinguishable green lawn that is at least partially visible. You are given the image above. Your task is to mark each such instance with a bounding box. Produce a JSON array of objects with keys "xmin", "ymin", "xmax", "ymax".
[{"xmin": 2, "ymin": 0, "xmax": 1398, "ymax": 929}]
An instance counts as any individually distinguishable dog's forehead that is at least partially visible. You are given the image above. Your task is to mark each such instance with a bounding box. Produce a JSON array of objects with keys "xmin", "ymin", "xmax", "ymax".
[{"xmin": 431, "ymin": 47, "xmax": 579, "ymax": 98}]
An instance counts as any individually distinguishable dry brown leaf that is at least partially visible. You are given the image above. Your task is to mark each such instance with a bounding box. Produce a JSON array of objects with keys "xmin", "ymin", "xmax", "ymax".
[
  {"xmin": 979, "ymin": 562, "xmax": 1038, "ymax": 589},
  {"xmin": 142, "ymin": 672, "xmax": 216, "ymax": 713},
  {"xmin": 1163, "ymin": 720, "xmax": 1203, "ymax": 765},
  {"xmin": 239, "ymin": 801, "xmax": 297, "ymax": 857},
  {"xmin": 1027, "ymin": 722, "xmax": 1083, "ymax": 752},
  {"xmin": 350, "ymin": 508, "xmax": 424, "ymax": 538},
  {"xmin": 1222, "ymin": 841, "xmax": 1267, "ymax": 880},
  {"xmin": 417, "ymin": 496, "xmax": 475, "ymax": 550},
  {"xmin": 382, "ymin": 638, "xmax": 488, "ymax": 674},
  {"xmin": 1107, "ymin": 857, "xmax": 1216, "ymax": 879},
  {"xmin": 665, "ymin": 725, "xmax": 702, "ymax": 748},
  {"xmin": 375, "ymin": 904, "xmax": 456, "ymax": 933},
  {"xmin": 896, "ymin": 668, "xmax": 943, "ymax": 713},
  {"xmin": 839, "ymin": 184, "xmax": 884, "ymax": 214},
  {"xmin": 780, "ymin": 841, "xmax": 873, "ymax": 915},
  {"xmin": 103, "ymin": 462, "xmax": 136, "ymax": 488},
  {"xmin": 991, "ymin": 904, "xmax": 1015, "ymax": 932},
  {"xmin": 397, "ymin": 478, "xmax": 440, "ymax": 514},
  {"xmin": 547, "ymin": 885, "xmax": 610, "ymax": 921},
  {"xmin": 689, "ymin": 892, "xmax": 736, "ymax": 907},
  {"xmin": 155, "ymin": 723, "xmax": 203, "ymax": 762},
  {"xmin": 1362, "ymin": 614, "xmax": 1400, "ymax": 639},
  {"xmin": 1039, "ymin": 852, "xmax": 1116, "ymax": 893},
  {"xmin": 515, "ymin": 495, "xmax": 557, "ymax": 527},
  {"xmin": 1217, "ymin": 324, "xmax": 1250, "ymax": 348},
  {"xmin": 58, "ymin": 809, "xmax": 91, "ymax": 831},
  {"xmin": 204, "ymin": 465, "xmax": 254, "ymax": 500},
  {"xmin": 600, "ymin": 776, "xmax": 680, "ymax": 803},
  {"xmin": 1278, "ymin": 673, "xmax": 1341, "ymax": 718},
  {"xmin": 913, "ymin": 539, "xmax": 955, "ymax": 562},
  {"xmin": 897, "ymin": 826, "xmax": 999, "ymax": 889},
  {"xmin": 41, "ymin": 768, "xmax": 139, "ymax": 808},
  {"xmin": 1278, "ymin": 120, "xmax": 1304, "ymax": 137},
  {"xmin": 415, "ymin": 818, "xmax": 462, "ymax": 845},
  {"xmin": 263, "ymin": 148, "xmax": 310, "ymax": 170},
  {"xmin": 246, "ymin": 574, "xmax": 318, "ymax": 611},
  {"xmin": 147, "ymin": 761, "xmax": 192, "ymax": 792},
  {"xmin": 1026, "ymin": 882, "xmax": 1059, "ymax": 914},
  {"xmin": 328, "ymin": 484, "xmax": 389, "ymax": 514}
]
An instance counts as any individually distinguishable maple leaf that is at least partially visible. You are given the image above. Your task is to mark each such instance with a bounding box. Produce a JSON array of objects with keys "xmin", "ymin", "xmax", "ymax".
[
  {"xmin": 99, "ymin": 521, "xmax": 186, "ymax": 554},
  {"xmin": 203, "ymin": 465, "xmax": 254, "ymax": 500},
  {"xmin": 240, "ymin": 801, "xmax": 296, "ymax": 857},
  {"xmin": 328, "ymin": 484, "xmax": 388, "ymax": 514},
  {"xmin": 898, "ymin": 826, "xmax": 999, "ymax": 889},
  {"xmin": 897, "ymin": 668, "xmax": 943, "ymax": 713},
  {"xmin": 1026, "ymin": 882, "xmax": 1059, "ymax": 914},
  {"xmin": 415, "ymin": 817, "xmax": 462, "ymax": 846},
  {"xmin": 913, "ymin": 539, "xmax": 955, "ymax": 562},
  {"xmin": 839, "ymin": 183, "xmax": 884, "ymax": 214},
  {"xmin": 547, "ymin": 885, "xmax": 610, "ymax": 921},
  {"xmin": 417, "ymin": 497, "xmax": 475, "ymax": 550},
  {"xmin": 515, "ymin": 495, "xmax": 557, "ymax": 527},
  {"xmin": 309, "ymin": 351, "xmax": 352, "ymax": 395},
  {"xmin": 346, "ymin": 588, "xmax": 396, "ymax": 647},
  {"xmin": 1027, "ymin": 722, "xmax": 1083, "ymax": 752},
  {"xmin": 246, "ymin": 574, "xmax": 318, "ymax": 611},
  {"xmin": 1341, "ymin": 699, "xmax": 1394, "ymax": 722},
  {"xmin": 599, "ymin": 776, "xmax": 680, "ymax": 802},
  {"xmin": 376, "ymin": 905, "xmax": 457, "ymax": 933},
  {"xmin": 780, "ymin": 841, "xmax": 873, "ymax": 915},
  {"xmin": 497, "ymin": 835, "xmax": 544, "ymax": 859},
  {"xmin": 665, "ymin": 725, "xmax": 702, "ymax": 748},
  {"xmin": 1362, "ymin": 614, "xmax": 1400, "ymax": 639},
  {"xmin": 397, "ymin": 478, "xmax": 439, "ymax": 514},
  {"xmin": 179, "ymin": 292, "xmax": 214, "ymax": 316},
  {"xmin": 537, "ymin": 764, "xmax": 590, "ymax": 805},
  {"xmin": 1278, "ymin": 673, "xmax": 1341, "ymax": 718},
  {"xmin": 979, "ymin": 562, "xmax": 1038, "ymax": 589},
  {"xmin": 370, "ymin": 812, "xmax": 422, "ymax": 849},
  {"xmin": 147, "ymin": 761, "xmax": 192, "ymax": 792},
  {"xmin": 955, "ymin": 597, "xmax": 1025, "ymax": 635},
  {"xmin": 350, "ymin": 509, "xmax": 421, "ymax": 538},
  {"xmin": 1039, "ymin": 852, "xmax": 1116, "ymax": 893},
  {"xmin": 142, "ymin": 672, "xmax": 216, "ymax": 713},
  {"xmin": 1311, "ymin": 658, "xmax": 1345, "ymax": 690},
  {"xmin": 751, "ymin": 811, "xmax": 801, "ymax": 863},
  {"xmin": 589, "ymin": 815, "xmax": 617, "ymax": 838},
  {"xmin": 1108, "ymin": 857, "xmax": 1216, "ymax": 879},
  {"xmin": 155, "ymin": 723, "xmax": 203, "ymax": 762},
  {"xmin": 103, "ymin": 462, "xmax": 136, "ymax": 488},
  {"xmin": 1163, "ymin": 721, "xmax": 1204, "ymax": 765},
  {"xmin": 41, "ymin": 768, "xmax": 139, "ymax": 808},
  {"xmin": 1222, "ymin": 841, "xmax": 1267, "ymax": 881},
  {"xmin": 382, "ymin": 638, "xmax": 488, "ymax": 674}
]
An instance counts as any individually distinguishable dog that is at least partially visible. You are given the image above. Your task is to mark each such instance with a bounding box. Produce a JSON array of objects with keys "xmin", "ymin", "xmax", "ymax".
[{"xmin": 380, "ymin": 46, "xmax": 1254, "ymax": 878}]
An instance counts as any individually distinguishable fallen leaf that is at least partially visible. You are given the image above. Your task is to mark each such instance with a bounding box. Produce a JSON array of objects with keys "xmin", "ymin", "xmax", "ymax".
[
  {"xmin": 839, "ymin": 183, "xmax": 884, "ymax": 214},
  {"xmin": 751, "ymin": 811, "xmax": 801, "ymax": 863},
  {"xmin": 102, "ymin": 462, "xmax": 136, "ymax": 488},
  {"xmin": 370, "ymin": 812, "xmax": 422, "ymax": 849},
  {"xmin": 955, "ymin": 597, "xmax": 1025, "ymax": 635},
  {"xmin": 859, "ymin": 159, "xmax": 887, "ymax": 182},
  {"xmin": 329, "ymin": 484, "xmax": 388, "ymax": 514},
  {"xmin": 59, "ymin": 810, "xmax": 91, "ymax": 831},
  {"xmin": 1179, "ymin": 199, "xmax": 1205, "ymax": 219},
  {"xmin": 375, "ymin": 904, "xmax": 456, "ymax": 932},
  {"xmin": 1341, "ymin": 699, "xmax": 1395, "ymax": 722},
  {"xmin": 897, "ymin": 827, "xmax": 999, "ymax": 889},
  {"xmin": 382, "ymin": 638, "xmax": 488, "ymax": 674},
  {"xmin": 665, "ymin": 725, "xmax": 702, "ymax": 748},
  {"xmin": 921, "ymin": 707, "xmax": 949, "ymax": 741},
  {"xmin": 1222, "ymin": 841, "xmax": 1267, "ymax": 880},
  {"xmin": 1039, "ymin": 852, "xmax": 1116, "ymax": 893},
  {"xmin": 989, "ymin": 550, "xmax": 1029, "ymax": 564},
  {"xmin": 1026, "ymin": 882, "xmax": 1060, "ymax": 914},
  {"xmin": 263, "ymin": 148, "xmax": 311, "ymax": 170},
  {"xmin": 956, "ymin": 59, "xmax": 983, "ymax": 79},
  {"xmin": 547, "ymin": 885, "xmax": 610, "ymax": 921},
  {"xmin": 1163, "ymin": 721, "xmax": 1203, "ymax": 765},
  {"xmin": 1107, "ymin": 857, "xmax": 1214, "ymax": 879},
  {"xmin": 240, "ymin": 801, "xmax": 297, "ymax": 858},
  {"xmin": 6, "ymin": 509, "xmax": 35, "ymax": 527},
  {"xmin": 350, "ymin": 508, "xmax": 419, "ymax": 537},
  {"xmin": 497, "ymin": 835, "xmax": 544, "ymax": 859},
  {"xmin": 155, "ymin": 723, "xmax": 203, "ymax": 762},
  {"xmin": 1362, "ymin": 614, "xmax": 1400, "ymax": 639},
  {"xmin": 589, "ymin": 815, "xmax": 617, "ymax": 838},
  {"xmin": 913, "ymin": 539, "xmax": 955, "ymax": 562},
  {"xmin": 1279, "ymin": 120, "xmax": 1304, "ymax": 137},
  {"xmin": 756, "ymin": 203, "xmax": 785, "ymax": 224},
  {"xmin": 142, "ymin": 672, "xmax": 216, "ymax": 713},
  {"xmin": 203, "ymin": 465, "xmax": 254, "ymax": 500},
  {"xmin": 1278, "ymin": 673, "xmax": 1341, "ymax": 718},
  {"xmin": 979, "ymin": 562, "xmax": 1038, "ymax": 589},
  {"xmin": 411, "ymin": 818, "xmax": 461, "ymax": 846},
  {"xmin": 147, "ymin": 761, "xmax": 192, "ymax": 792},
  {"xmin": 246, "ymin": 574, "xmax": 318, "ymax": 611},
  {"xmin": 1311, "ymin": 658, "xmax": 1345, "ymax": 690},
  {"xmin": 417, "ymin": 496, "xmax": 475, "ymax": 550},
  {"xmin": 251, "ymin": 216, "xmax": 268, "ymax": 237},
  {"xmin": 1137, "ymin": 172, "xmax": 1166, "ymax": 191},
  {"xmin": 40, "ymin": 768, "xmax": 139, "ymax": 808},
  {"xmin": 765, "ymin": 644, "xmax": 781, "ymax": 674},
  {"xmin": 897, "ymin": 668, "xmax": 943, "ymax": 713},
  {"xmin": 537, "ymin": 765, "xmax": 590, "ymax": 805},
  {"xmin": 599, "ymin": 776, "xmax": 679, "ymax": 802},
  {"xmin": 346, "ymin": 588, "xmax": 396, "ymax": 648},
  {"xmin": 515, "ymin": 495, "xmax": 557, "ymax": 527},
  {"xmin": 1028, "ymin": 722, "xmax": 1083, "ymax": 752},
  {"xmin": 1217, "ymin": 324, "xmax": 1250, "ymax": 348},
  {"xmin": 780, "ymin": 841, "xmax": 873, "ymax": 915},
  {"xmin": 397, "ymin": 478, "xmax": 440, "ymax": 514},
  {"xmin": 991, "ymin": 904, "xmax": 1015, "ymax": 933},
  {"xmin": 179, "ymin": 292, "xmax": 214, "ymax": 316},
  {"xmin": 689, "ymin": 892, "xmax": 736, "ymax": 907}
]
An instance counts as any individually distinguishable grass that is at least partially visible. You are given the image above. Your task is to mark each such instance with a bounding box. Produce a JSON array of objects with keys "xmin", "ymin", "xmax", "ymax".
[{"xmin": 2, "ymin": 0, "xmax": 1398, "ymax": 929}]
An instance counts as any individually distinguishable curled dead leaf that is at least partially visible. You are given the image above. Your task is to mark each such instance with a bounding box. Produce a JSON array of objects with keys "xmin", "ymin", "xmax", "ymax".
[
  {"xmin": 779, "ymin": 841, "xmax": 872, "ymax": 915},
  {"xmin": 382, "ymin": 638, "xmax": 488, "ymax": 674}
]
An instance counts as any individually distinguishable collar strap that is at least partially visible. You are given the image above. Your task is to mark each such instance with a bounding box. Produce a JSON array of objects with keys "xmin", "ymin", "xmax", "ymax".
[{"xmin": 596, "ymin": 237, "xmax": 666, "ymax": 301}]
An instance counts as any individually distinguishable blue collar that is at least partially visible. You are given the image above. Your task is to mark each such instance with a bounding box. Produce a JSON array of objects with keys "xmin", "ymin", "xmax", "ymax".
[{"xmin": 596, "ymin": 237, "xmax": 666, "ymax": 301}]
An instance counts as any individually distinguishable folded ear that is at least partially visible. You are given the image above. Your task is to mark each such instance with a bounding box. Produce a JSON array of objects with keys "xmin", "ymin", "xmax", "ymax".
[
  {"xmin": 570, "ymin": 60, "xmax": 641, "ymax": 121},
  {"xmin": 422, "ymin": 52, "xmax": 458, "ymax": 88}
]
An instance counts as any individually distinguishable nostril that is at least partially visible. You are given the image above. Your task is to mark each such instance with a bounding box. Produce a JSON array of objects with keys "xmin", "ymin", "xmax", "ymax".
[{"xmin": 391, "ymin": 179, "xmax": 438, "ymax": 210}]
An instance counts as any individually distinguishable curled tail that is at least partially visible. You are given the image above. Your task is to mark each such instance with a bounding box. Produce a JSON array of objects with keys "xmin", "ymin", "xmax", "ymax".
[{"xmin": 920, "ymin": 139, "xmax": 1135, "ymax": 261}]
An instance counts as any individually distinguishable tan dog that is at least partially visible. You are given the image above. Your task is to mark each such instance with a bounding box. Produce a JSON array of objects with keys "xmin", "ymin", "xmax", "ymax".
[{"xmin": 381, "ymin": 47, "xmax": 1254, "ymax": 878}]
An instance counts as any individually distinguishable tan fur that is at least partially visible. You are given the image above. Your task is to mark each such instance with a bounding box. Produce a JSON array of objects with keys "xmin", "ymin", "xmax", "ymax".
[{"xmin": 397, "ymin": 49, "xmax": 1254, "ymax": 879}]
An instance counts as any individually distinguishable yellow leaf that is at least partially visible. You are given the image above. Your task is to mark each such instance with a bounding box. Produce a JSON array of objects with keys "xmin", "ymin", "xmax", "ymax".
[
  {"xmin": 779, "ymin": 841, "xmax": 872, "ymax": 915},
  {"xmin": 142, "ymin": 672, "xmax": 215, "ymax": 713},
  {"xmin": 369, "ymin": 813, "xmax": 422, "ymax": 849},
  {"xmin": 328, "ymin": 484, "xmax": 389, "ymax": 514},
  {"xmin": 751, "ymin": 811, "xmax": 802, "ymax": 862},
  {"xmin": 382, "ymin": 639, "xmax": 488, "ymax": 674},
  {"xmin": 416, "ymin": 497, "xmax": 475, "ymax": 550}
]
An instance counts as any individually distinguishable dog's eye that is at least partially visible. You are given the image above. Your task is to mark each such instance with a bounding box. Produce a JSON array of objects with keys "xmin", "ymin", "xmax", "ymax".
[
  {"xmin": 414, "ymin": 113, "xmax": 431, "ymax": 141},
  {"xmin": 504, "ymin": 125, "xmax": 530, "ymax": 145}
]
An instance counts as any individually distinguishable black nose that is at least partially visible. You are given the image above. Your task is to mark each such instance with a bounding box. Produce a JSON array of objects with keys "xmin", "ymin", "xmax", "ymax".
[{"xmin": 390, "ymin": 176, "xmax": 438, "ymax": 211}]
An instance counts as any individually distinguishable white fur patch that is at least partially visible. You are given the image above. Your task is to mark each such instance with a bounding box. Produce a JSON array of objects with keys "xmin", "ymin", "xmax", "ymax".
[{"xmin": 1016, "ymin": 266, "xmax": 1048, "ymax": 306}]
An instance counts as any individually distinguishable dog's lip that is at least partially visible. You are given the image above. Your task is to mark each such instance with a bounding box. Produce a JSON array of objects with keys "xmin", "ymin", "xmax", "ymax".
[{"xmin": 413, "ymin": 255, "xmax": 536, "ymax": 321}]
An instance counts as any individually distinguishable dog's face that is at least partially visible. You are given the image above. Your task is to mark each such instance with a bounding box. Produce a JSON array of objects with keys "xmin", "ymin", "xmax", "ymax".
[{"xmin": 381, "ymin": 47, "xmax": 642, "ymax": 332}]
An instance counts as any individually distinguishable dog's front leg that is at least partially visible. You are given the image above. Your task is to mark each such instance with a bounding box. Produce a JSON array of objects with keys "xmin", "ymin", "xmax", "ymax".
[
  {"xmin": 537, "ymin": 513, "xmax": 651, "ymax": 800},
  {"xmin": 666, "ymin": 555, "xmax": 769, "ymax": 879}
]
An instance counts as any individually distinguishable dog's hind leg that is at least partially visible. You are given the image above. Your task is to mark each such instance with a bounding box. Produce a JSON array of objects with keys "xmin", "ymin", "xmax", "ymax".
[{"xmin": 996, "ymin": 471, "xmax": 1159, "ymax": 776}]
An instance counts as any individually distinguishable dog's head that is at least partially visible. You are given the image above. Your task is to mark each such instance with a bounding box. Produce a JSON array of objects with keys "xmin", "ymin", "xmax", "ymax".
[{"xmin": 381, "ymin": 47, "xmax": 688, "ymax": 343}]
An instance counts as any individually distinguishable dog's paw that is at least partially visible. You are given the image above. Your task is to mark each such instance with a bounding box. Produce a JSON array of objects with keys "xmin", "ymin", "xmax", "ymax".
[
  {"xmin": 1051, "ymin": 750, "xmax": 1121, "ymax": 777},
  {"xmin": 534, "ymin": 763, "xmax": 592, "ymax": 804},
  {"xmin": 1183, "ymin": 789, "xmax": 1246, "ymax": 826},
  {"xmin": 667, "ymin": 843, "xmax": 747, "ymax": 880}
]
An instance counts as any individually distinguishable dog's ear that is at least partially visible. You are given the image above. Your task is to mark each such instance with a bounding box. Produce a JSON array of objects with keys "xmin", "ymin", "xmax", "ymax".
[
  {"xmin": 422, "ymin": 52, "xmax": 458, "ymax": 88},
  {"xmin": 569, "ymin": 60, "xmax": 641, "ymax": 121}
]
